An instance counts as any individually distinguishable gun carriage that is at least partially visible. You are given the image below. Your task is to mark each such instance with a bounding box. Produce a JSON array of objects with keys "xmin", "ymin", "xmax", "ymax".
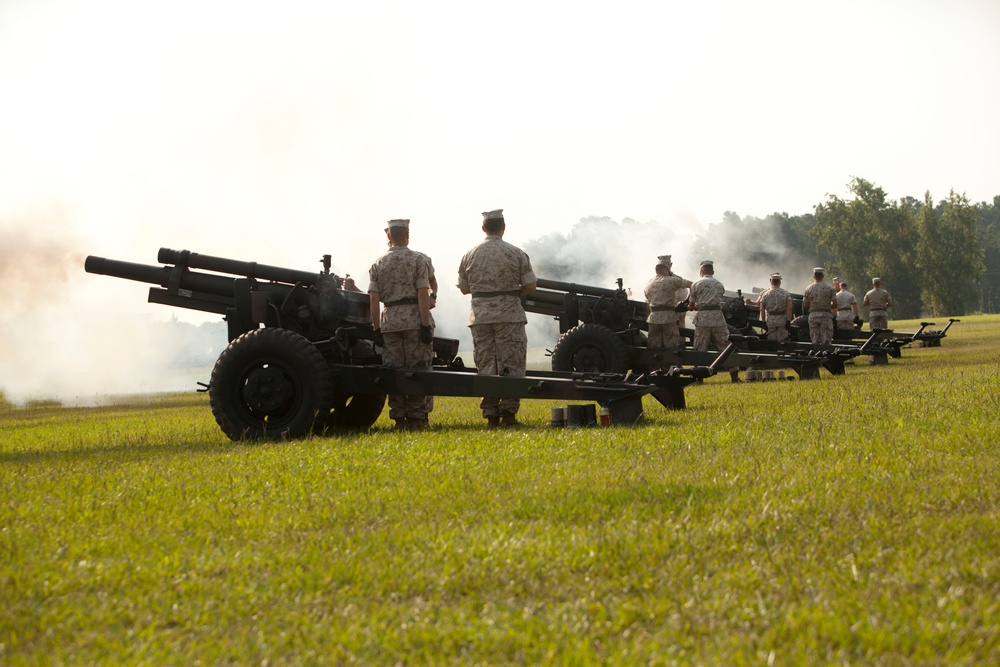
[
  {"xmin": 523, "ymin": 278, "xmax": 867, "ymax": 380},
  {"xmin": 773, "ymin": 289, "xmax": 960, "ymax": 363},
  {"xmin": 85, "ymin": 249, "xmax": 727, "ymax": 441}
]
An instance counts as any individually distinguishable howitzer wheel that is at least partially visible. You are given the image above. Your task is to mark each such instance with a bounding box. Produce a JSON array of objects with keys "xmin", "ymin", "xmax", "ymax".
[
  {"xmin": 550, "ymin": 323, "xmax": 630, "ymax": 374},
  {"xmin": 316, "ymin": 393, "xmax": 387, "ymax": 433},
  {"xmin": 209, "ymin": 327, "xmax": 334, "ymax": 441}
]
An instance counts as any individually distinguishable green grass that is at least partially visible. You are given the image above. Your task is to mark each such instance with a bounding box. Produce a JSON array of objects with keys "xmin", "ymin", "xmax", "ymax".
[{"xmin": 1, "ymin": 316, "xmax": 998, "ymax": 665}]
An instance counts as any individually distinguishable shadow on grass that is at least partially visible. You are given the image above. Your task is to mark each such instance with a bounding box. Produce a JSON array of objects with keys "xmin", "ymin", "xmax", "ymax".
[
  {"xmin": 354, "ymin": 418, "xmax": 685, "ymax": 435},
  {"xmin": 0, "ymin": 438, "xmax": 234, "ymax": 467}
]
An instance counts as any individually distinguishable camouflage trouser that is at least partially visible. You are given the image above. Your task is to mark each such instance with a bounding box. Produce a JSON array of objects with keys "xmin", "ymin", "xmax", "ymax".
[
  {"xmin": 765, "ymin": 314, "xmax": 789, "ymax": 342},
  {"xmin": 647, "ymin": 321, "xmax": 682, "ymax": 349},
  {"xmin": 869, "ymin": 311, "xmax": 888, "ymax": 330},
  {"xmin": 808, "ymin": 312, "xmax": 834, "ymax": 344},
  {"xmin": 382, "ymin": 329, "xmax": 434, "ymax": 420},
  {"xmin": 693, "ymin": 325, "xmax": 729, "ymax": 351},
  {"xmin": 471, "ymin": 322, "xmax": 527, "ymax": 417},
  {"xmin": 836, "ymin": 316, "xmax": 854, "ymax": 330}
]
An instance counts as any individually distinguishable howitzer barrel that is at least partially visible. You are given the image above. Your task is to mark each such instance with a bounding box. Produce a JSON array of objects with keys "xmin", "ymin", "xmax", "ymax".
[
  {"xmin": 85, "ymin": 256, "xmax": 242, "ymax": 299},
  {"xmin": 535, "ymin": 278, "xmax": 621, "ymax": 299},
  {"xmin": 157, "ymin": 248, "xmax": 322, "ymax": 286},
  {"xmin": 523, "ymin": 289, "xmax": 572, "ymax": 306}
]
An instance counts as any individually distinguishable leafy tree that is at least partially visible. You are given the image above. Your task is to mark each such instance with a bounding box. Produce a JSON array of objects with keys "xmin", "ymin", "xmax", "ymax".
[
  {"xmin": 918, "ymin": 191, "xmax": 986, "ymax": 316},
  {"xmin": 813, "ymin": 177, "xmax": 922, "ymax": 318},
  {"xmin": 976, "ymin": 196, "xmax": 1000, "ymax": 313}
]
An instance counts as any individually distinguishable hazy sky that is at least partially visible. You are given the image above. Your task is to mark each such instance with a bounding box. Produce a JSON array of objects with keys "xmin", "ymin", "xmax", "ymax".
[{"xmin": 1, "ymin": 0, "xmax": 998, "ymax": 401}]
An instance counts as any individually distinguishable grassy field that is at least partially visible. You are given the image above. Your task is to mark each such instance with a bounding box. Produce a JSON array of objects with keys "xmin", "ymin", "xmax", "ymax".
[{"xmin": 1, "ymin": 316, "xmax": 998, "ymax": 665}]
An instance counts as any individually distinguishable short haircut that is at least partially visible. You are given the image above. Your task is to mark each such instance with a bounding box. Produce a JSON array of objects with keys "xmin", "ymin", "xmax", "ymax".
[
  {"xmin": 655, "ymin": 262, "xmax": 669, "ymax": 274},
  {"xmin": 388, "ymin": 227, "xmax": 409, "ymax": 244},
  {"xmin": 483, "ymin": 218, "xmax": 505, "ymax": 235}
]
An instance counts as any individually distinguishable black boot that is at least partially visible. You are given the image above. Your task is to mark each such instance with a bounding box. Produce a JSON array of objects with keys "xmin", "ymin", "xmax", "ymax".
[{"xmin": 500, "ymin": 411, "xmax": 520, "ymax": 427}]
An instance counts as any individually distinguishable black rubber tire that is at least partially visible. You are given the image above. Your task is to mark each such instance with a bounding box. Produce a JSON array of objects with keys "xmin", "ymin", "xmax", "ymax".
[
  {"xmin": 316, "ymin": 393, "xmax": 387, "ymax": 432},
  {"xmin": 550, "ymin": 323, "xmax": 630, "ymax": 374},
  {"xmin": 209, "ymin": 328, "xmax": 334, "ymax": 441}
]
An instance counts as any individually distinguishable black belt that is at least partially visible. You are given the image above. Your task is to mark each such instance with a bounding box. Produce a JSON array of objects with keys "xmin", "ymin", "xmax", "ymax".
[
  {"xmin": 384, "ymin": 298, "xmax": 419, "ymax": 307},
  {"xmin": 767, "ymin": 311, "xmax": 785, "ymax": 316},
  {"xmin": 838, "ymin": 307, "xmax": 852, "ymax": 311},
  {"xmin": 870, "ymin": 307, "xmax": 886, "ymax": 311},
  {"xmin": 649, "ymin": 305, "xmax": 675, "ymax": 312},
  {"xmin": 697, "ymin": 304, "xmax": 722, "ymax": 311},
  {"xmin": 809, "ymin": 309, "xmax": 832, "ymax": 313},
  {"xmin": 472, "ymin": 290, "xmax": 520, "ymax": 298}
]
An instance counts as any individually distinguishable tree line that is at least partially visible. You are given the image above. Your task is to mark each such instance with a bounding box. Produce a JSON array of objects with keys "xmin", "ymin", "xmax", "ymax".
[{"xmin": 693, "ymin": 177, "xmax": 998, "ymax": 318}]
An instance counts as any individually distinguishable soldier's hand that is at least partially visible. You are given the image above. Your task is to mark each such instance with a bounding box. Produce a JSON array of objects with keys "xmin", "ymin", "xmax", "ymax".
[
  {"xmin": 372, "ymin": 329, "xmax": 384, "ymax": 347},
  {"xmin": 419, "ymin": 325, "xmax": 433, "ymax": 344}
]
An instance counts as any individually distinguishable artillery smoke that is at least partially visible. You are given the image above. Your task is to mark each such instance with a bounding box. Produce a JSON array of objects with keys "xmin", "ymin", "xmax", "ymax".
[
  {"xmin": 522, "ymin": 214, "xmax": 822, "ymax": 306},
  {"xmin": 0, "ymin": 210, "xmax": 85, "ymax": 310},
  {"xmin": 0, "ymin": 212, "xmax": 229, "ymax": 405}
]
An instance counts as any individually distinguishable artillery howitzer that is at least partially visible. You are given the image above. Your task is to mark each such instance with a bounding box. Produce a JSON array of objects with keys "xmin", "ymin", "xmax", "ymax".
[
  {"xmin": 741, "ymin": 287, "xmax": 958, "ymax": 365},
  {"xmin": 85, "ymin": 249, "xmax": 728, "ymax": 441},
  {"xmin": 521, "ymin": 277, "xmax": 862, "ymax": 380}
]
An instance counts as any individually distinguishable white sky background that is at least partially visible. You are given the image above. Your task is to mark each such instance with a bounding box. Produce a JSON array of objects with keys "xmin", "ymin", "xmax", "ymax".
[{"xmin": 1, "ymin": 0, "xmax": 998, "ymax": 402}]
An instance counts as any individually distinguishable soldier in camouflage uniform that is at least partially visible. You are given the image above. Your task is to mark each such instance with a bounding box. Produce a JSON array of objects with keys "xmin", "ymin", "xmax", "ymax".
[
  {"xmin": 802, "ymin": 267, "xmax": 836, "ymax": 344},
  {"xmin": 458, "ymin": 209, "xmax": 537, "ymax": 428},
  {"xmin": 643, "ymin": 254, "xmax": 692, "ymax": 351},
  {"xmin": 749, "ymin": 273, "xmax": 793, "ymax": 342},
  {"xmin": 834, "ymin": 280, "xmax": 859, "ymax": 331},
  {"xmin": 688, "ymin": 260, "xmax": 729, "ymax": 351},
  {"xmin": 863, "ymin": 278, "xmax": 893, "ymax": 330},
  {"xmin": 368, "ymin": 219, "xmax": 436, "ymax": 430}
]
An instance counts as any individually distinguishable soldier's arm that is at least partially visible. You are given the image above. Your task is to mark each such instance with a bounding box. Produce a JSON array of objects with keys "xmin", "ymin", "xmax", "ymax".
[
  {"xmin": 785, "ymin": 296, "xmax": 793, "ymax": 321},
  {"xmin": 427, "ymin": 273, "xmax": 439, "ymax": 308},
  {"xmin": 520, "ymin": 253, "xmax": 537, "ymax": 296},
  {"xmin": 369, "ymin": 291, "xmax": 381, "ymax": 329},
  {"xmin": 417, "ymin": 290, "xmax": 431, "ymax": 327}
]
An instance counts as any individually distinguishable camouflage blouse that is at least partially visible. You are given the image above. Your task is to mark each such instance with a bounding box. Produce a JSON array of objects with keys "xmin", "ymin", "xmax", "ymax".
[
  {"xmin": 457, "ymin": 237, "xmax": 537, "ymax": 326},
  {"xmin": 368, "ymin": 246, "xmax": 432, "ymax": 333},
  {"xmin": 644, "ymin": 273, "xmax": 686, "ymax": 324},
  {"xmin": 758, "ymin": 287, "xmax": 791, "ymax": 315}
]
